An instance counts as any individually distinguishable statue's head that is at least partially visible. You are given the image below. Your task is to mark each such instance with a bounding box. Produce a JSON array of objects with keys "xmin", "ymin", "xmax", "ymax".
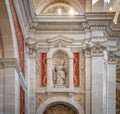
[{"xmin": 60, "ymin": 59, "xmax": 65, "ymax": 66}]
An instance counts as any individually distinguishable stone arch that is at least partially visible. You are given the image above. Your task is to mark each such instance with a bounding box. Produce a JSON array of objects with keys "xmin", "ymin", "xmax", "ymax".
[{"xmin": 36, "ymin": 97, "xmax": 84, "ymax": 114}]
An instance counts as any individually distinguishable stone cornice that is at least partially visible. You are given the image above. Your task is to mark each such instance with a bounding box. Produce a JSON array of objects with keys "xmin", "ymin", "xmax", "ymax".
[
  {"xmin": 85, "ymin": 12, "xmax": 115, "ymax": 20},
  {"xmin": 0, "ymin": 58, "xmax": 27, "ymax": 91},
  {"xmin": 105, "ymin": 22, "xmax": 120, "ymax": 39},
  {"xmin": 104, "ymin": 51, "xmax": 118, "ymax": 64},
  {"xmin": 14, "ymin": 0, "xmax": 120, "ymax": 40},
  {"xmin": 0, "ymin": 58, "xmax": 17, "ymax": 68}
]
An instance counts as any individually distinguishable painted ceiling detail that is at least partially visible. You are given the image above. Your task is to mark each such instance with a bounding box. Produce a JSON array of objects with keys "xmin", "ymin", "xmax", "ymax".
[
  {"xmin": 33, "ymin": 0, "xmax": 40, "ymax": 10},
  {"xmin": 40, "ymin": 3, "xmax": 79, "ymax": 15}
]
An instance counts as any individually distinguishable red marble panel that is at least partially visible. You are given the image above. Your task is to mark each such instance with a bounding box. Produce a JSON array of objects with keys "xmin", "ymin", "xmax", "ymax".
[
  {"xmin": 74, "ymin": 53, "xmax": 80, "ymax": 86},
  {"xmin": 41, "ymin": 53, "xmax": 47, "ymax": 86},
  {"xmin": 20, "ymin": 86, "xmax": 25, "ymax": 114}
]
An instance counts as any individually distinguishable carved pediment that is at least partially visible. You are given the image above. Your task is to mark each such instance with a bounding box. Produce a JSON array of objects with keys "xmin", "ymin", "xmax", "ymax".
[{"xmin": 46, "ymin": 35, "xmax": 74, "ymax": 47}]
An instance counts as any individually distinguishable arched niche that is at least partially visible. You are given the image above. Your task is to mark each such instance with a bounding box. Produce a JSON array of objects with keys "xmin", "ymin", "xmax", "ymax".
[
  {"xmin": 52, "ymin": 50, "xmax": 69, "ymax": 88},
  {"xmin": 47, "ymin": 47, "xmax": 74, "ymax": 92},
  {"xmin": 36, "ymin": 97, "xmax": 84, "ymax": 114}
]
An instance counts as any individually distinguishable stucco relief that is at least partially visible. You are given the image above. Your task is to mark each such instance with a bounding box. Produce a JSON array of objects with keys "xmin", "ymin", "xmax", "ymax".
[
  {"xmin": 74, "ymin": 94, "xmax": 85, "ymax": 109},
  {"xmin": 36, "ymin": 94, "xmax": 48, "ymax": 110}
]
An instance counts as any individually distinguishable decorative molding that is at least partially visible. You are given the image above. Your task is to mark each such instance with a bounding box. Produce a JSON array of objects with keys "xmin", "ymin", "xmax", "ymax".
[
  {"xmin": 31, "ymin": 22, "xmax": 84, "ymax": 31},
  {"xmin": 85, "ymin": 48, "xmax": 91, "ymax": 57},
  {"xmin": 36, "ymin": 94, "xmax": 47, "ymax": 110},
  {"xmin": 91, "ymin": 43, "xmax": 106, "ymax": 56},
  {"xmin": 107, "ymin": 51, "xmax": 117, "ymax": 63},
  {"xmin": 105, "ymin": 25, "xmax": 120, "ymax": 39},
  {"xmin": 74, "ymin": 94, "xmax": 85, "ymax": 110},
  {"xmin": 47, "ymin": 35, "xmax": 74, "ymax": 47},
  {"xmin": 13, "ymin": 0, "xmax": 120, "ymax": 41},
  {"xmin": 71, "ymin": 47, "xmax": 82, "ymax": 52},
  {"xmin": 104, "ymin": 50, "xmax": 118, "ymax": 63}
]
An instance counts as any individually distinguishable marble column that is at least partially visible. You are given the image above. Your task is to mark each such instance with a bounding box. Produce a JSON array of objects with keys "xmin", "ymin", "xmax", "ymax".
[
  {"xmin": 0, "ymin": 65, "xmax": 4, "ymax": 114},
  {"xmin": 85, "ymin": 49, "xmax": 91, "ymax": 114},
  {"xmin": 104, "ymin": 51, "xmax": 116, "ymax": 114},
  {"xmin": 28, "ymin": 56, "xmax": 36, "ymax": 114},
  {"xmin": 25, "ymin": 52, "xmax": 29, "ymax": 114},
  {"xmin": 91, "ymin": 46, "xmax": 104, "ymax": 114},
  {"xmin": 27, "ymin": 46, "xmax": 36, "ymax": 114},
  {"xmin": 25, "ymin": 38, "xmax": 36, "ymax": 114}
]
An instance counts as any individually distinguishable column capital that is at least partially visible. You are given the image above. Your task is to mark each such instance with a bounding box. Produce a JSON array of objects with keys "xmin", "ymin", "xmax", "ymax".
[
  {"xmin": 85, "ymin": 48, "xmax": 91, "ymax": 58},
  {"xmin": 85, "ymin": 43, "xmax": 106, "ymax": 57},
  {"xmin": 25, "ymin": 38, "xmax": 37, "ymax": 58},
  {"xmin": 104, "ymin": 51, "xmax": 118, "ymax": 64},
  {"xmin": 91, "ymin": 44, "xmax": 106, "ymax": 56}
]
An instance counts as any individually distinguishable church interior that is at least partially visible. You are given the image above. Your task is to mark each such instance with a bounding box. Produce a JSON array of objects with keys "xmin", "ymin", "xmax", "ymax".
[{"xmin": 0, "ymin": 0, "xmax": 120, "ymax": 114}]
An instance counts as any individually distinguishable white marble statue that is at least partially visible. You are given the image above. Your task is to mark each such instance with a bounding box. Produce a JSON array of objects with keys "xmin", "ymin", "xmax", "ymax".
[{"xmin": 54, "ymin": 60, "xmax": 67, "ymax": 87}]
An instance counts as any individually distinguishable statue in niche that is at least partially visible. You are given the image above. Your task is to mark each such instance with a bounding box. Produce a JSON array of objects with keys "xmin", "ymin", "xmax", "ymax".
[{"xmin": 53, "ymin": 59, "xmax": 67, "ymax": 87}]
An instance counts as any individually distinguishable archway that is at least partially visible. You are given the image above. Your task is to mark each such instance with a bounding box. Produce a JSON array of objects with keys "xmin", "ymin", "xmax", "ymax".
[
  {"xmin": 44, "ymin": 104, "xmax": 76, "ymax": 114},
  {"xmin": 36, "ymin": 97, "xmax": 84, "ymax": 114}
]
